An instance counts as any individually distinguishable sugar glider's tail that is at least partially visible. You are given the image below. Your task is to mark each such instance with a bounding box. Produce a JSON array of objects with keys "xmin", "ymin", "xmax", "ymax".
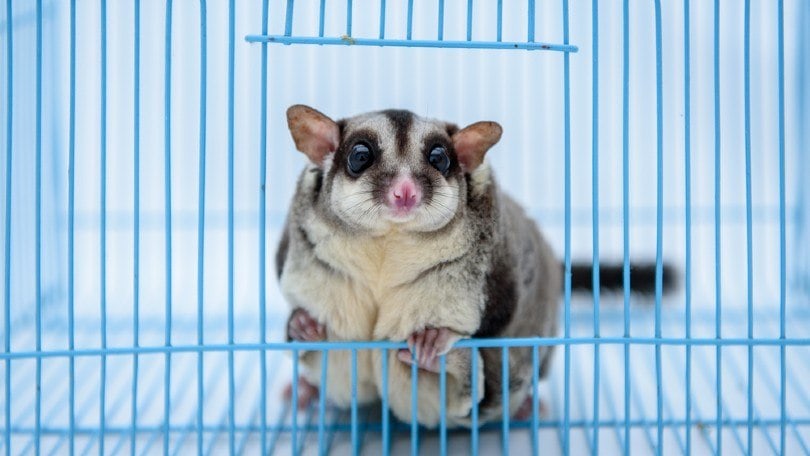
[{"xmin": 566, "ymin": 261, "xmax": 677, "ymax": 294}]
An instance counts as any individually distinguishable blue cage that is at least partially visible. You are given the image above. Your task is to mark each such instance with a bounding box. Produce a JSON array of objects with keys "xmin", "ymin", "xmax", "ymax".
[{"xmin": 2, "ymin": 0, "xmax": 810, "ymax": 454}]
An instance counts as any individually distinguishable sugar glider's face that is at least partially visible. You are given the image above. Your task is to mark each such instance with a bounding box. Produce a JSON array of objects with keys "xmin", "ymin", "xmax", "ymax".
[
  {"xmin": 326, "ymin": 110, "xmax": 464, "ymax": 232},
  {"xmin": 286, "ymin": 105, "xmax": 502, "ymax": 234}
]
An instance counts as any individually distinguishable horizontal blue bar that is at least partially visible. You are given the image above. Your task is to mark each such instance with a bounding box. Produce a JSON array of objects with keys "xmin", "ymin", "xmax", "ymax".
[
  {"xmin": 2, "ymin": 336, "xmax": 809, "ymax": 360},
  {"xmin": 244, "ymin": 35, "xmax": 578, "ymax": 52},
  {"xmin": 8, "ymin": 416, "xmax": 809, "ymax": 436}
]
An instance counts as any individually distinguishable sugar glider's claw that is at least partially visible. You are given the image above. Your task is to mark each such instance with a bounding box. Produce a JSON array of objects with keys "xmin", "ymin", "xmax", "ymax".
[
  {"xmin": 282, "ymin": 376, "xmax": 320, "ymax": 408},
  {"xmin": 286, "ymin": 308, "xmax": 326, "ymax": 342},
  {"xmin": 398, "ymin": 327, "xmax": 460, "ymax": 373}
]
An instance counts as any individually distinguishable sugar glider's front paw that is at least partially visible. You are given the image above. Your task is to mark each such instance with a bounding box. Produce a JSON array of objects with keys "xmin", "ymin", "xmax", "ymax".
[
  {"xmin": 397, "ymin": 327, "xmax": 464, "ymax": 373},
  {"xmin": 287, "ymin": 308, "xmax": 326, "ymax": 342}
]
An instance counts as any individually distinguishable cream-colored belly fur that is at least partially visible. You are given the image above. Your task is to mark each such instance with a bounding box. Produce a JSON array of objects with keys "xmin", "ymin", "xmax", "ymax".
[{"xmin": 282, "ymin": 217, "xmax": 485, "ymax": 423}]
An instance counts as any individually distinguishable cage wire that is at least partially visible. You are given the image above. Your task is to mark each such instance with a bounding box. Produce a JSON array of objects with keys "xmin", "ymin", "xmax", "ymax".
[{"xmin": 1, "ymin": 0, "xmax": 809, "ymax": 455}]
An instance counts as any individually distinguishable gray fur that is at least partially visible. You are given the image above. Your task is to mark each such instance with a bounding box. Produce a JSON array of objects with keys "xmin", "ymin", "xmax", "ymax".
[{"xmin": 277, "ymin": 106, "xmax": 560, "ymax": 426}]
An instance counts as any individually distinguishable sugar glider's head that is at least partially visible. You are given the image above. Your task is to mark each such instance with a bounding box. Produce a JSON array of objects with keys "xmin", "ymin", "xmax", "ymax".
[{"xmin": 286, "ymin": 105, "xmax": 501, "ymax": 233}]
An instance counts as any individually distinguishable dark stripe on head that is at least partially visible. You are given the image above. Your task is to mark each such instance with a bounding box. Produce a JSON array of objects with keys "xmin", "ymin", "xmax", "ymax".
[{"xmin": 382, "ymin": 109, "xmax": 414, "ymax": 155}]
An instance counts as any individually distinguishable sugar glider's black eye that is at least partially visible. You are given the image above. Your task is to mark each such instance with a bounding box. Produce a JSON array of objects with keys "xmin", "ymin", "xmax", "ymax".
[
  {"xmin": 428, "ymin": 146, "xmax": 451, "ymax": 175},
  {"xmin": 347, "ymin": 143, "xmax": 374, "ymax": 176}
]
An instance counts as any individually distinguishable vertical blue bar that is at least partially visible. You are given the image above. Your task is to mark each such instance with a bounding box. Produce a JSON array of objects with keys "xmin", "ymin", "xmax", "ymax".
[
  {"xmin": 381, "ymin": 350, "xmax": 389, "ymax": 456},
  {"xmin": 319, "ymin": 0, "xmax": 325, "ymax": 37},
  {"xmin": 291, "ymin": 351, "xmax": 298, "ymax": 455},
  {"xmin": 713, "ymin": 0, "xmax": 723, "ymax": 452},
  {"xmin": 35, "ymin": 1, "xmax": 43, "ymax": 454},
  {"xmin": 284, "ymin": 0, "xmax": 294, "ymax": 36},
  {"xmin": 653, "ymin": 1, "xmax": 664, "ymax": 453},
  {"xmin": 163, "ymin": 0, "xmax": 175, "ymax": 453},
  {"xmin": 351, "ymin": 349, "xmax": 359, "ymax": 456},
  {"xmin": 496, "ymin": 0, "xmax": 502, "ymax": 42},
  {"xmin": 318, "ymin": 351, "xmax": 328, "ymax": 456},
  {"xmin": 406, "ymin": 0, "xmax": 413, "ymax": 40},
  {"xmin": 99, "ymin": 1, "xmax": 108, "ymax": 452},
  {"xmin": 3, "ymin": 0, "xmax": 12, "ymax": 453},
  {"xmin": 531, "ymin": 346, "xmax": 539, "ymax": 456},
  {"xmin": 591, "ymin": 0, "xmax": 600, "ymax": 453},
  {"xmin": 131, "ymin": 1, "xmax": 141, "ymax": 454},
  {"xmin": 501, "ymin": 347, "xmax": 509, "ymax": 456},
  {"xmin": 316, "ymin": 0, "xmax": 326, "ymax": 37},
  {"xmin": 347, "ymin": 0, "xmax": 353, "ymax": 36},
  {"xmin": 563, "ymin": 0, "xmax": 572, "ymax": 453},
  {"xmin": 410, "ymin": 350, "xmax": 418, "ymax": 456},
  {"xmin": 471, "ymin": 348, "xmax": 479, "ymax": 455},
  {"xmin": 439, "ymin": 355, "xmax": 447, "ymax": 456},
  {"xmin": 743, "ymin": 1, "xmax": 754, "ymax": 452},
  {"xmin": 378, "ymin": 0, "xmax": 386, "ymax": 39},
  {"xmin": 683, "ymin": 0, "xmax": 692, "ymax": 453},
  {"xmin": 466, "ymin": 0, "xmax": 473, "ymax": 41},
  {"xmin": 196, "ymin": 1, "xmax": 207, "ymax": 455},
  {"xmin": 68, "ymin": 1, "xmax": 77, "ymax": 454},
  {"xmin": 258, "ymin": 0, "xmax": 268, "ymax": 453},
  {"xmin": 621, "ymin": 0, "xmax": 631, "ymax": 453},
  {"xmin": 777, "ymin": 0, "xmax": 787, "ymax": 453},
  {"xmin": 437, "ymin": 0, "xmax": 444, "ymax": 40},
  {"xmin": 164, "ymin": 2, "xmax": 174, "ymax": 454},
  {"xmin": 227, "ymin": 1, "xmax": 236, "ymax": 454},
  {"xmin": 526, "ymin": 0, "xmax": 532, "ymax": 43}
]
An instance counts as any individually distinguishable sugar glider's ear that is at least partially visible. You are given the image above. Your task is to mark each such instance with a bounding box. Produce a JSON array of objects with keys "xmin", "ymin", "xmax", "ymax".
[
  {"xmin": 451, "ymin": 121, "xmax": 502, "ymax": 172},
  {"xmin": 286, "ymin": 104, "xmax": 340, "ymax": 166}
]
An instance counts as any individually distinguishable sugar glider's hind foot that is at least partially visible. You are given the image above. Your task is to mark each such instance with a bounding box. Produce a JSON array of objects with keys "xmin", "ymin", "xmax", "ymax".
[
  {"xmin": 512, "ymin": 393, "xmax": 549, "ymax": 421},
  {"xmin": 396, "ymin": 327, "xmax": 463, "ymax": 373},
  {"xmin": 282, "ymin": 376, "xmax": 320, "ymax": 408},
  {"xmin": 287, "ymin": 308, "xmax": 326, "ymax": 342}
]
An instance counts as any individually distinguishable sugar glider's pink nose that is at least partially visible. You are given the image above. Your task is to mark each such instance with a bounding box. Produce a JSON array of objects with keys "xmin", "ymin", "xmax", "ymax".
[{"xmin": 389, "ymin": 177, "xmax": 421, "ymax": 211}]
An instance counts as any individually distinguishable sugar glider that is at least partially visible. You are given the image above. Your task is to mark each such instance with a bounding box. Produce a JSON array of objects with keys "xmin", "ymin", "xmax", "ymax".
[
  {"xmin": 276, "ymin": 104, "xmax": 564, "ymax": 427},
  {"xmin": 276, "ymin": 105, "xmax": 673, "ymax": 426}
]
